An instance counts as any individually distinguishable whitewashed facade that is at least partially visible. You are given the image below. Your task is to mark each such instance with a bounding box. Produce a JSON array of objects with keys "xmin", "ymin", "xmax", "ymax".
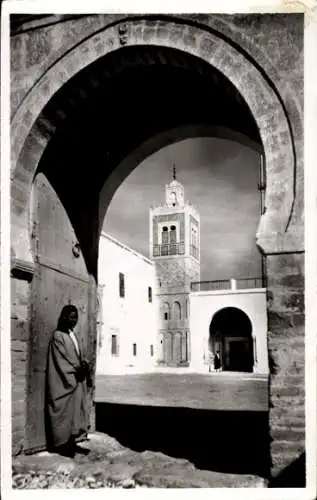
[
  {"xmin": 96, "ymin": 232, "xmax": 158, "ymax": 374},
  {"xmin": 96, "ymin": 178, "xmax": 268, "ymax": 377},
  {"xmin": 189, "ymin": 287, "xmax": 269, "ymax": 375}
]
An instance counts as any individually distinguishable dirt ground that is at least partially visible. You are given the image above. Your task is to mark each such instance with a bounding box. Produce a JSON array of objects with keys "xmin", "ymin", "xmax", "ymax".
[
  {"xmin": 12, "ymin": 373, "xmax": 269, "ymax": 489},
  {"xmin": 95, "ymin": 372, "xmax": 268, "ymax": 411}
]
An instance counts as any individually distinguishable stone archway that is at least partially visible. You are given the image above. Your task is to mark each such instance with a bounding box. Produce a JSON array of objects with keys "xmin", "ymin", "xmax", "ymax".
[
  {"xmin": 9, "ymin": 16, "xmax": 304, "ymax": 475},
  {"xmin": 209, "ymin": 307, "xmax": 254, "ymax": 373},
  {"xmin": 11, "ymin": 17, "xmax": 296, "ymax": 271}
]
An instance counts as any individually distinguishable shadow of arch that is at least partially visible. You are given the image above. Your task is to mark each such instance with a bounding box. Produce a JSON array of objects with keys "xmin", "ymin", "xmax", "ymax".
[
  {"xmin": 268, "ymin": 453, "xmax": 306, "ymax": 488},
  {"xmin": 209, "ymin": 307, "xmax": 254, "ymax": 372},
  {"xmin": 173, "ymin": 301, "xmax": 182, "ymax": 320},
  {"xmin": 162, "ymin": 302, "xmax": 170, "ymax": 321}
]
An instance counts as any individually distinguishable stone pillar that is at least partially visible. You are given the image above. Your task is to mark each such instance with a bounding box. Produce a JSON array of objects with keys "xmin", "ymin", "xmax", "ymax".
[
  {"xmin": 252, "ymin": 336, "xmax": 257, "ymax": 372},
  {"xmin": 88, "ymin": 274, "xmax": 97, "ymax": 433},
  {"xmin": 266, "ymin": 253, "xmax": 305, "ymax": 477},
  {"xmin": 11, "ymin": 264, "xmax": 34, "ymax": 455}
]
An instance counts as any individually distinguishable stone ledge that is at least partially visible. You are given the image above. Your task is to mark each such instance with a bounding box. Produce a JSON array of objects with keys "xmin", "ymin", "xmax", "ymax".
[{"xmin": 12, "ymin": 432, "xmax": 268, "ymax": 489}]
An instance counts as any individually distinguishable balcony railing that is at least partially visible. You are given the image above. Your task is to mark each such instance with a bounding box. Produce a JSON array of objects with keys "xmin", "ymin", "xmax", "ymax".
[
  {"xmin": 153, "ymin": 243, "xmax": 185, "ymax": 257},
  {"xmin": 190, "ymin": 277, "xmax": 266, "ymax": 292}
]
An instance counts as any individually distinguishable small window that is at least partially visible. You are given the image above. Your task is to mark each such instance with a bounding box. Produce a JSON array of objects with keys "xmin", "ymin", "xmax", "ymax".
[
  {"xmin": 119, "ymin": 272, "xmax": 125, "ymax": 298},
  {"xmin": 162, "ymin": 226, "xmax": 169, "ymax": 244},
  {"xmin": 150, "ymin": 344, "xmax": 154, "ymax": 357},
  {"xmin": 133, "ymin": 343, "xmax": 137, "ymax": 356},
  {"xmin": 148, "ymin": 286, "xmax": 152, "ymax": 303},
  {"xmin": 170, "ymin": 225, "xmax": 177, "ymax": 244},
  {"xmin": 163, "ymin": 302, "xmax": 170, "ymax": 320},
  {"xmin": 111, "ymin": 335, "xmax": 118, "ymax": 356}
]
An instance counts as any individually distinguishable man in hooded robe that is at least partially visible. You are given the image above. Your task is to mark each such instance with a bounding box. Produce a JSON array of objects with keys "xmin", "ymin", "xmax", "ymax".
[{"xmin": 46, "ymin": 304, "xmax": 92, "ymax": 457}]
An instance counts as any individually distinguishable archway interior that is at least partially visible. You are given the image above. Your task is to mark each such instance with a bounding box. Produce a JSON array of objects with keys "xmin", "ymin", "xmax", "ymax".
[
  {"xmin": 27, "ymin": 44, "xmax": 263, "ymax": 451},
  {"xmin": 209, "ymin": 307, "xmax": 254, "ymax": 372},
  {"xmin": 37, "ymin": 44, "xmax": 263, "ymax": 281}
]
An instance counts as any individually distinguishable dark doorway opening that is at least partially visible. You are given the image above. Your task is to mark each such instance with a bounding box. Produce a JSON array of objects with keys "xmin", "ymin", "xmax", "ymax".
[{"xmin": 209, "ymin": 307, "xmax": 254, "ymax": 372}]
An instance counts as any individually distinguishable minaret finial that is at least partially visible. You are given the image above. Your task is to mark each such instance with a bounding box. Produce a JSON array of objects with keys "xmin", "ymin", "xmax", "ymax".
[{"xmin": 173, "ymin": 163, "xmax": 176, "ymax": 181}]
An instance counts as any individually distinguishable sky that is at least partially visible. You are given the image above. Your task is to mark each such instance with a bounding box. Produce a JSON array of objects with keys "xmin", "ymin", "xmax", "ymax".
[{"xmin": 103, "ymin": 137, "xmax": 263, "ymax": 281}]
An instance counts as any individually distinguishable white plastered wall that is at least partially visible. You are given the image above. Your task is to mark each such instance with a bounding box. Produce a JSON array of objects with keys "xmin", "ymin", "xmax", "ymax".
[
  {"xmin": 97, "ymin": 233, "xmax": 158, "ymax": 374},
  {"xmin": 189, "ymin": 288, "xmax": 269, "ymax": 375}
]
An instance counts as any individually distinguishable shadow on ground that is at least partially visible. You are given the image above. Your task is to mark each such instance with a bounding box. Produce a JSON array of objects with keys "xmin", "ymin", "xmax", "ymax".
[
  {"xmin": 96, "ymin": 403, "xmax": 270, "ymax": 478},
  {"xmin": 268, "ymin": 453, "xmax": 306, "ymax": 488}
]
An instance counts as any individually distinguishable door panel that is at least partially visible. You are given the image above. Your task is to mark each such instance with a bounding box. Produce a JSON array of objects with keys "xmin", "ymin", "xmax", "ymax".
[
  {"xmin": 27, "ymin": 173, "xmax": 92, "ymax": 452},
  {"xmin": 228, "ymin": 340, "xmax": 251, "ymax": 372},
  {"xmin": 34, "ymin": 174, "xmax": 88, "ymax": 277},
  {"xmin": 30, "ymin": 267, "xmax": 89, "ymax": 372}
]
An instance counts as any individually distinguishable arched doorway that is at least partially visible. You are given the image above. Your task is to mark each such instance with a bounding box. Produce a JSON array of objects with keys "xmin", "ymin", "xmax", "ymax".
[{"xmin": 209, "ymin": 307, "xmax": 254, "ymax": 372}]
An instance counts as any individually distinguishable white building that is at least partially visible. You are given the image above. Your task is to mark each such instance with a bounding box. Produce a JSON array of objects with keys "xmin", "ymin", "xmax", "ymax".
[
  {"xmin": 189, "ymin": 286, "xmax": 269, "ymax": 375},
  {"xmin": 97, "ymin": 172, "xmax": 269, "ymax": 376},
  {"xmin": 96, "ymin": 232, "xmax": 158, "ymax": 374}
]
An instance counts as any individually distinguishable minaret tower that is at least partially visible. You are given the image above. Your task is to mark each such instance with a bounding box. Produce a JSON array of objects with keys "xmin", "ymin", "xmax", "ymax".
[{"xmin": 149, "ymin": 165, "xmax": 200, "ymax": 367}]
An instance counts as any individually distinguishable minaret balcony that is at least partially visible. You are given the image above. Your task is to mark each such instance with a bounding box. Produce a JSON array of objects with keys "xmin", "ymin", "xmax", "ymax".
[{"xmin": 153, "ymin": 242, "xmax": 185, "ymax": 257}]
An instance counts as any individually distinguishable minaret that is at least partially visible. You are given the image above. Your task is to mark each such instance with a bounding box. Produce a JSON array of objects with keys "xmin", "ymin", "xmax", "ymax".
[{"xmin": 149, "ymin": 165, "xmax": 200, "ymax": 367}]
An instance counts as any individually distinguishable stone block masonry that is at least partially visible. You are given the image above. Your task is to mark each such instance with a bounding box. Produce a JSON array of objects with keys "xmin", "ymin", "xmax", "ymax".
[
  {"xmin": 266, "ymin": 253, "xmax": 305, "ymax": 477},
  {"xmin": 11, "ymin": 275, "xmax": 32, "ymax": 455}
]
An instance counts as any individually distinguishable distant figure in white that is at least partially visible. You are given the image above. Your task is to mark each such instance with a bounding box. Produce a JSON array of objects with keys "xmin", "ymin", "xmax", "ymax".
[
  {"xmin": 214, "ymin": 350, "xmax": 222, "ymax": 372},
  {"xmin": 208, "ymin": 350, "xmax": 214, "ymax": 373}
]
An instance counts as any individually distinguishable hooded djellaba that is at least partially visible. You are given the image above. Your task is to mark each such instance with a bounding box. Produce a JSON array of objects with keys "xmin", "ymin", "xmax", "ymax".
[{"xmin": 45, "ymin": 304, "xmax": 92, "ymax": 457}]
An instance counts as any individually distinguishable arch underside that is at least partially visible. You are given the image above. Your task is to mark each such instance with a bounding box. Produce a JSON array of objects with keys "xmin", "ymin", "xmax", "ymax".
[{"xmin": 10, "ymin": 18, "xmax": 297, "ymax": 273}]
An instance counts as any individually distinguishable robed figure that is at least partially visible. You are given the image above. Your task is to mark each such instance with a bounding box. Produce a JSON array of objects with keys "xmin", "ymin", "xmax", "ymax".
[
  {"xmin": 214, "ymin": 350, "xmax": 222, "ymax": 372},
  {"xmin": 45, "ymin": 304, "xmax": 91, "ymax": 457}
]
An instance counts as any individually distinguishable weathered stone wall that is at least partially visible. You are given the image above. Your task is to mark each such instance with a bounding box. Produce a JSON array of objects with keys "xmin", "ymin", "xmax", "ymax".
[
  {"xmin": 11, "ymin": 14, "xmax": 303, "ymax": 121},
  {"xmin": 155, "ymin": 257, "xmax": 200, "ymax": 294},
  {"xmin": 266, "ymin": 253, "xmax": 305, "ymax": 476},
  {"xmin": 11, "ymin": 275, "xmax": 32, "ymax": 455}
]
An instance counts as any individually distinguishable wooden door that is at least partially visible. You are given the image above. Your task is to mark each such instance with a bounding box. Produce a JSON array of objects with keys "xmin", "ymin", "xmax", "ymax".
[
  {"xmin": 26, "ymin": 173, "xmax": 92, "ymax": 452},
  {"xmin": 228, "ymin": 340, "xmax": 250, "ymax": 372}
]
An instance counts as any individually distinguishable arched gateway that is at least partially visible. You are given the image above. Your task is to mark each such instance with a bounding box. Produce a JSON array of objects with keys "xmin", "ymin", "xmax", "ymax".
[
  {"xmin": 9, "ymin": 14, "xmax": 304, "ymax": 479},
  {"xmin": 209, "ymin": 307, "xmax": 254, "ymax": 373}
]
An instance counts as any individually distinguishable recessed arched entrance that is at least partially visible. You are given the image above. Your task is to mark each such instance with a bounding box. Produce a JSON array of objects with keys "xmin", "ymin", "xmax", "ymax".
[{"xmin": 209, "ymin": 307, "xmax": 254, "ymax": 373}]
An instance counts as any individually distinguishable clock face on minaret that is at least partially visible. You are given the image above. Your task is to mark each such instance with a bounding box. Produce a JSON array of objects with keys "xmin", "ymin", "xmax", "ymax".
[
  {"xmin": 165, "ymin": 180, "xmax": 184, "ymax": 207},
  {"xmin": 165, "ymin": 164, "xmax": 185, "ymax": 207}
]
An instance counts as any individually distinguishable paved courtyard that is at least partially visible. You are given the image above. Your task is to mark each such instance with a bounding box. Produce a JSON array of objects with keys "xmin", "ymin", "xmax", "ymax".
[{"xmin": 95, "ymin": 371, "xmax": 268, "ymax": 411}]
